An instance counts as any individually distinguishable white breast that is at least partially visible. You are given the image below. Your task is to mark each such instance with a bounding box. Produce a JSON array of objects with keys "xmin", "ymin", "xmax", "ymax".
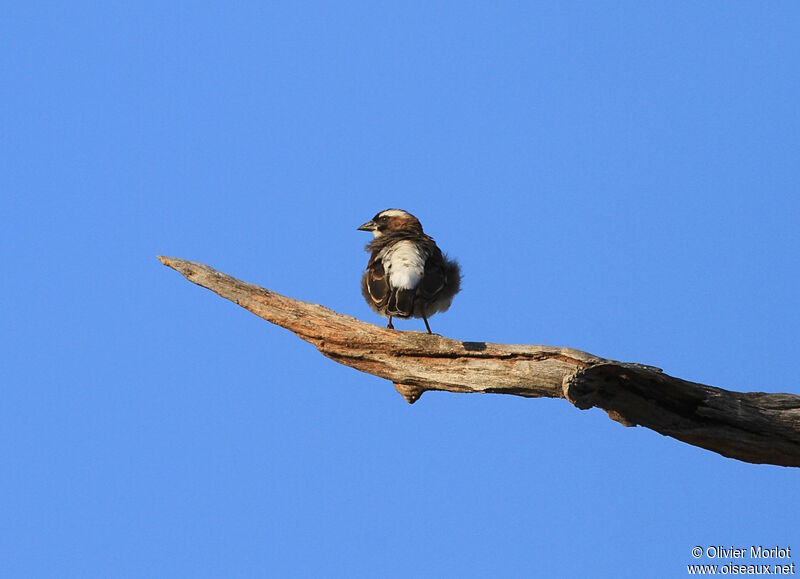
[{"xmin": 380, "ymin": 240, "xmax": 428, "ymax": 290}]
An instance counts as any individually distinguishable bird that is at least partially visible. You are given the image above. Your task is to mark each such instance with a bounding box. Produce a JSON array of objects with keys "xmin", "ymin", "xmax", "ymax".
[{"xmin": 358, "ymin": 209, "xmax": 461, "ymax": 334}]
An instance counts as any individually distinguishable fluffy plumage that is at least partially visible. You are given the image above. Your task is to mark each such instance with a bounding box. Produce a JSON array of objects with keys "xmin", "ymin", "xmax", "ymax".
[{"xmin": 358, "ymin": 209, "xmax": 461, "ymax": 333}]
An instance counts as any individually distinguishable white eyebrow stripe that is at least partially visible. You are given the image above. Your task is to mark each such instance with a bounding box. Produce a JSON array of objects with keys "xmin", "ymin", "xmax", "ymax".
[{"xmin": 378, "ymin": 209, "xmax": 411, "ymax": 219}]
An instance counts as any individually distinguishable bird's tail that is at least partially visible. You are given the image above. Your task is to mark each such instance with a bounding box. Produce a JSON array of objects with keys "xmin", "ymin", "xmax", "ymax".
[{"xmin": 387, "ymin": 288, "xmax": 415, "ymax": 317}]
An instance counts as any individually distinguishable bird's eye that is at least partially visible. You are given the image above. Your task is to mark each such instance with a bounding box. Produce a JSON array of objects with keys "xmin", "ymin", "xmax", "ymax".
[{"xmin": 378, "ymin": 216, "xmax": 388, "ymax": 223}]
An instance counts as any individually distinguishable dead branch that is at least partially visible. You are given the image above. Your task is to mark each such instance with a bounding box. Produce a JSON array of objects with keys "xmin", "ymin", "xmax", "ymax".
[{"xmin": 158, "ymin": 256, "xmax": 800, "ymax": 468}]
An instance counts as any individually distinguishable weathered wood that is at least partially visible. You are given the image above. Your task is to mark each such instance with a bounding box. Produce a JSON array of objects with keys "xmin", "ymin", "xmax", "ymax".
[{"xmin": 159, "ymin": 256, "xmax": 800, "ymax": 468}]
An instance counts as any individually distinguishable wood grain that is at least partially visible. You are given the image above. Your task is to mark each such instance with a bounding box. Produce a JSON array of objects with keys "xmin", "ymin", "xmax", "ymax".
[{"xmin": 159, "ymin": 256, "xmax": 800, "ymax": 468}]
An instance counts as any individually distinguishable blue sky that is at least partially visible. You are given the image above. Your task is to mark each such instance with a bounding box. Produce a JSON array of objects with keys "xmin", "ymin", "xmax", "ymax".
[{"xmin": 2, "ymin": 2, "xmax": 799, "ymax": 577}]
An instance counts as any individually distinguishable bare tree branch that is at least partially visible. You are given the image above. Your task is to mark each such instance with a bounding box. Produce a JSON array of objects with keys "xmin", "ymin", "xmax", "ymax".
[{"xmin": 158, "ymin": 256, "xmax": 800, "ymax": 468}]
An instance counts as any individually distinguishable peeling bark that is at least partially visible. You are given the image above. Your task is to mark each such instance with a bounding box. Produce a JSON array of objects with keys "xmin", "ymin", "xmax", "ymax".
[{"xmin": 159, "ymin": 256, "xmax": 800, "ymax": 468}]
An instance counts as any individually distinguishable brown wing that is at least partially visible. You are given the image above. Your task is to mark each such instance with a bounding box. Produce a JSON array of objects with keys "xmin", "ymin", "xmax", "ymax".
[
  {"xmin": 362, "ymin": 255, "xmax": 390, "ymax": 309},
  {"xmin": 419, "ymin": 250, "xmax": 446, "ymax": 299}
]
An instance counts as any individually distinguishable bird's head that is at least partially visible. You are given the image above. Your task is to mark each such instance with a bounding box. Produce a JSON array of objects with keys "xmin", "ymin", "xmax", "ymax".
[{"xmin": 357, "ymin": 209, "xmax": 423, "ymax": 238}]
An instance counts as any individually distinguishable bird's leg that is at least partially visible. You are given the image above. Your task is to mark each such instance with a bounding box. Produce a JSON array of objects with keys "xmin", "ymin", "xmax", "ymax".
[
  {"xmin": 387, "ymin": 315, "xmax": 394, "ymax": 330},
  {"xmin": 422, "ymin": 314, "xmax": 432, "ymax": 334}
]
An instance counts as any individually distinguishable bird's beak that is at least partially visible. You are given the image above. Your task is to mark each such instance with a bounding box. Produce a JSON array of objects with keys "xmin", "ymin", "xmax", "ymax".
[{"xmin": 357, "ymin": 220, "xmax": 377, "ymax": 232}]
